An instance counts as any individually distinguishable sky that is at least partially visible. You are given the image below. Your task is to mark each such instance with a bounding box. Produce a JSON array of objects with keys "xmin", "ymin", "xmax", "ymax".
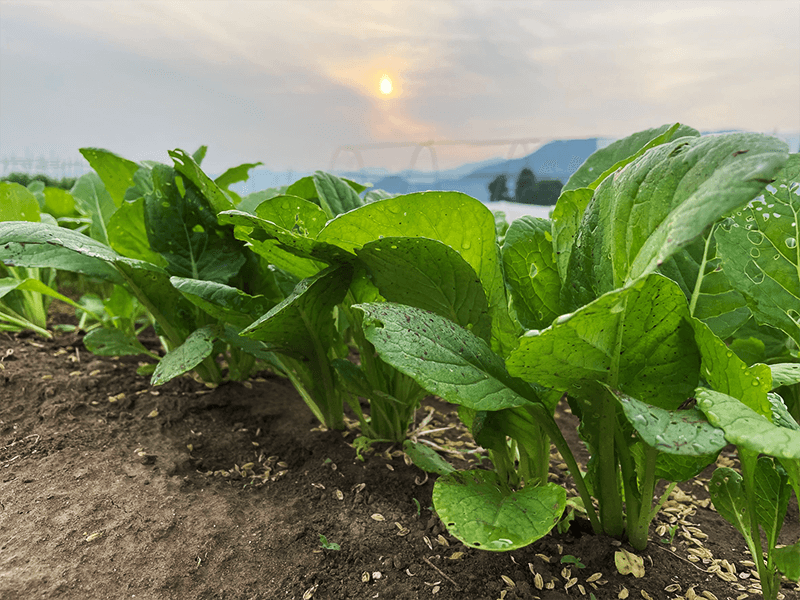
[{"xmin": 1, "ymin": 0, "xmax": 799, "ymax": 176}]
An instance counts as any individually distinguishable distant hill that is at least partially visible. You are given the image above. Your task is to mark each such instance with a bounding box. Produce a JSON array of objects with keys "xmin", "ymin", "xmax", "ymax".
[
  {"xmin": 229, "ymin": 138, "xmax": 599, "ymax": 201},
  {"xmin": 369, "ymin": 138, "xmax": 599, "ymax": 203}
]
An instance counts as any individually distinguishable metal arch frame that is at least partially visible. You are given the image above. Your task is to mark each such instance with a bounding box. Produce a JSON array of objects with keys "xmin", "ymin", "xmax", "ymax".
[{"xmin": 328, "ymin": 138, "xmax": 548, "ymax": 172}]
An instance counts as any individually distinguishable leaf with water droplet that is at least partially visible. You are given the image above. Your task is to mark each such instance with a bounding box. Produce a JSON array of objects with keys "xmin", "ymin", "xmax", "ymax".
[
  {"xmin": 433, "ymin": 469, "xmax": 566, "ymax": 551},
  {"xmin": 716, "ymin": 153, "xmax": 800, "ymax": 346},
  {"xmin": 614, "ymin": 389, "xmax": 726, "ymax": 456}
]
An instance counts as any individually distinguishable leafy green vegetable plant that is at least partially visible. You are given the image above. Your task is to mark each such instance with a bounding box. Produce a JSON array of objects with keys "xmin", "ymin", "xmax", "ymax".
[
  {"xmin": 0, "ymin": 147, "xmax": 270, "ymax": 385},
  {"xmin": 351, "ymin": 125, "xmax": 791, "ymax": 553},
  {"xmin": 0, "ymin": 182, "xmax": 93, "ymax": 337}
]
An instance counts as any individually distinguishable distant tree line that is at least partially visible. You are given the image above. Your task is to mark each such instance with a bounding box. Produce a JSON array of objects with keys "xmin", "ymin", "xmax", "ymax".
[
  {"xmin": 1, "ymin": 172, "xmax": 77, "ymax": 191},
  {"xmin": 488, "ymin": 168, "xmax": 562, "ymax": 205}
]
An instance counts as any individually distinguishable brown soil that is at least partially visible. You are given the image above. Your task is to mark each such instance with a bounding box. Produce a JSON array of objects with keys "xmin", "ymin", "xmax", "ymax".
[{"xmin": 1, "ymin": 320, "xmax": 798, "ymax": 600}]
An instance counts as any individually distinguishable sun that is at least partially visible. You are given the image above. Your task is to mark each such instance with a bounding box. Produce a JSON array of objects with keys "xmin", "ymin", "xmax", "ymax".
[{"xmin": 379, "ymin": 74, "xmax": 393, "ymax": 95}]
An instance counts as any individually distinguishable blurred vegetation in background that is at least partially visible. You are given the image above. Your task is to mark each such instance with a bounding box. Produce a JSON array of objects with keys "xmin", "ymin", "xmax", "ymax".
[
  {"xmin": 488, "ymin": 168, "xmax": 562, "ymax": 205},
  {"xmin": 1, "ymin": 172, "xmax": 78, "ymax": 191}
]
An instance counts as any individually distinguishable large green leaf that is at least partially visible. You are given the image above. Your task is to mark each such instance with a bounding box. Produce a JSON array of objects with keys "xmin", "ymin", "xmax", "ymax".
[
  {"xmin": 433, "ymin": 470, "xmax": 565, "ymax": 551},
  {"xmin": 355, "ymin": 302, "xmax": 539, "ymax": 412},
  {"xmin": 563, "ymin": 133, "xmax": 789, "ymax": 310},
  {"xmin": 616, "ymin": 391, "xmax": 726, "ymax": 456},
  {"xmin": 253, "ymin": 195, "xmax": 329, "ymax": 237},
  {"xmin": 356, "ymin": 237, "xmax": 491, "ymax": 343},
  {"xmin": 144, "ymin": 164, "xmax": 245, "ymax": 282},
  {"xmin": 83, "ymin": 327, "xmax": 154, "ymax": 357},
  {"xmin": 319, "ymin": 192, "xmax": 518, "ymax": 354},
  {"xmin": 564, "ymin": 124, "xmax": 699, "ymax": 192},
  {"xmin": 235, "ymin": 187, "xmax": 286, "ymax": 213},
  {"xmin": 715, "ymin": 154, "xmax": 800, "ymax": 346},
  {"xmin": 0, "ymin": 183, "xmax": 41, "ymax": 222},
  {"xmin": 697, "ymin": 389, "xmax": 800, "ymax": 460},
  {"xmin": 214, "ymin": 162, "xmax": 264, "ymax": 191},
  {"xmin": 106, "ymin": 197, "xmax": 168, "ymax": 267},
  {"xmin": 241, "ymin": 265, "xmax": 352, "ymax": 358},
  {"xmin": 0, "ymin": 221, "xmax": 122, "ymax": 282},
  {"xmin": 71, "ymin": 172, "xmax": 117, "ymax": 245},
  {"xmin": 508, "ymin": 274, "xmax": 699, "ymax": 409},
  {"xmin": 151, "ymin": 325, "xmax": 217, "ymax": 385},
  {"xmin": 313, "ymin": 171, "xmax": 364, "ymax": 217},
  {"xmin": 771, "ymin": 363, "xmax": 800, "ymax": 388},
  {"xmin": 708, "ymin": 467, "xmax": 757, "ymax": 548},
  {"xmin": 753, "ymin": 456, "xmax": 791, "ymax": 549},
  {"xmin": 0, "ymin": 277, "xmax": 86, "ymax": 313},
  {"xmin": 501, "ymin": 216, "xmax": 561, "ymax": 330},
  {"xmin": 0, "ymin": 221, "xmax": 197, "ymax": 345},
  {"xmin": 690, "ymin": 317, "xmax": 772, "ymax": 416},
  {"xmin": 219, "ymin": 204, "xmax": 348, "ymax": 278},
  {"xmin": 79, "ymin": 148, "xmax": 139, "ymax": 208},
  {"xmin": 169, "ymin": 149, "xmax": 235, "ymax": 214},
  {"xmin": 170, "ymin": 276, "xmax": 276, "ymax": 328},
  {"xmin": 551, "ymin": 187, "xmax": 592, "ymax": 283},
  {"xmin": 774, "ymin": 542, "xmax": 800, "ymax": 582},
  {"xmin": 42, "ymin": 187, "xmax": 76, "ymax": 219}
]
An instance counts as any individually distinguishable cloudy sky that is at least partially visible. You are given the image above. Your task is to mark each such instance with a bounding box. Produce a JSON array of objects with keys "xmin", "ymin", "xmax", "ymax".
[{"xmin": 1, "ymin": 0, "xmax": 798, "ymax": 175}]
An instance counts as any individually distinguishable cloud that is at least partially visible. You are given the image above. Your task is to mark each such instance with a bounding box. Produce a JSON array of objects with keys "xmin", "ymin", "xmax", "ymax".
[{"xmin": 1, "ymin": 0, "xmax": 798, "ymax": 172}]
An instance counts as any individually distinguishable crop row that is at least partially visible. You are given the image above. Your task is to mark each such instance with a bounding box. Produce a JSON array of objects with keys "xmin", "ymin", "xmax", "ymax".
[{"xmin": 1, "ymin": 123, "xmax": 799, "ymax": 598}]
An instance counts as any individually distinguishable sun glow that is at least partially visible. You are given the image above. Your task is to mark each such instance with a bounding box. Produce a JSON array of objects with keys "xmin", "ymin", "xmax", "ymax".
[{"xmin": 379, "ymin": 74, "xmax": 393, "ymax": 95}]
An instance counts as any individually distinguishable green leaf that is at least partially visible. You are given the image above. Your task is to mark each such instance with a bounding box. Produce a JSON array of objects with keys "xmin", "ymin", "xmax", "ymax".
[
  {"xmin": 709, "ymin": 467, "xmax": 755, "ymax": 547},
  {"xmin": 169, "ymin": 149, "xmax": 235, "ymax": 214},
  {"xmin": 235, "ymin": 187, "xmax": 287, "ymax": 213},
  {"xmin": 752, "ymin": 456, "xmax": 791, "ymax": 549},
  {"xmin": 551, "ymin": 187, "xmax": 593, "ymax": 283},
  {"xmin": 402, "ymin": 440, "xmax": 456, "ymax": 476},
  {"xmin": 192, "ymin": 145, "xmax": 207, "ymax": 165},
  {"xmin": 71, "ymin": 172, "xmax": 117, "ymax": 245},
  {"xmin": 508, "ymin": 274, "xmax": 699, "ymax": 409},
  {"xmin": 42, "ymin": 187, "xmax": 76, "ymax": 218},
  {"xmin": 563, "ymin": 133, "xmax": 789, "ymax": 310},
  {"xmin": 83, "ymin": 327, "xmax": 153, "ymax": 357},
  {"xmin": 0, "ymin": 182, "xmax": 41, "ymax": 222},
  {"xmin": 769, "ymin": 392, "xmax": 800, "ymax": 431},
  {"xmin": 691, "ymin": 260, "xmax": 751, "ymax": 339},
  {"xmin": 432, "ymin": 470, "xmax": 566, "ymax": 551},
  {"xmin": 615, "ymin": 391, "xmax": 726, "ymax": 455},
  {"xmin": 690, "ymin": 317, "xmax": 772, "ymax": 416},
  {"xmin": 355, "ymin": 302, "xmax": 537, "ymax": 412},
  {"xmin": 564, "ymin": 124, "xmax": 699, "ymax": 192},
  {"xmin": 0, "ymin": 221, "xmax": 198, "ymax": 348},
  {"xmin": 318, "ymin": 191, "xmax": 518, "ymax": 355},
  {"xmin": 144, "ymin": 164, "xmax": 245, "ymax": 282},
  {"xmin": 650, "ymin": 450, "xmax": 719, "ymax": 483},
  {"xmin": 771, "ymin": 363, "xmax": 800, "ymax": 388},
  {"xmin": 112, "ymin": 260, "xmax": 198, "ymax": 345},
  {"xmin": 501, "ymin": 216, "xmax": 561, "ymax": 329},
  {"xmin": 106, "ymin": 197, "xmax": 168, "ymax": 267},
  {"xmin": 0, "ymin": 221, "xmax": 123, "ymax": 283},
  {"xmin": 313, "ymin": 171, "xmax": 364, "ymax": 218},
  {"xmin": 774, "ymin": 541, "xmax": 800, "ymax": 582},
  {"xmin": 214, "ymin": 162, "xmax": 264, "ymax": 191},
  {"xmin": 151, "ymin": 325, "xmax": 218, "ymax": 385},
  {"xmin": 0, "ymin": 277, "xmax": 87, "ymax": 313},
  {"xmin": 170, "ymin": 276, "xmax": 275, "ymax": 328},
  {"xmin": 79, "ymin": 148, "xmax": 139, "ymax": 208},
  {"xmin": 715, "ymin": 155, "xmax": 800, "ymax": 346},
  {"xmin": 697, "ymin": 389, "xmax": 800, "ymax": 460},
  {"xmin": 356, "ymin": 237, "xmax": 491, "ymax": 343},
  {"xmin": 285, "ymin": 176, "xmax": 318, "ymax": 202},
  {"xmin": 242, "ymin": 265, "xmax": 352, "ymax": 357},
  {"xmin": 254, "ymin": 194, "xmax": 329, "ymax": 237}
]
